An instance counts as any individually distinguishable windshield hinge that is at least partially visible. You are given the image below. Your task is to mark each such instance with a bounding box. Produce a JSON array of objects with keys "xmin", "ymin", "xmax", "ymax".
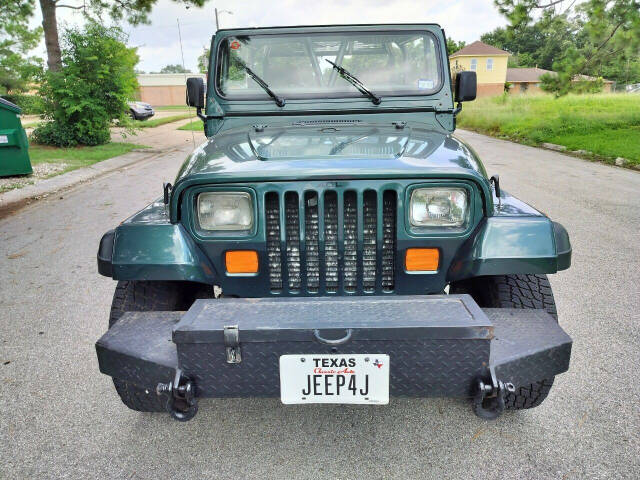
[{"xmin": 163, "ymin": 182, "xmax": 172, "ymax": 205}]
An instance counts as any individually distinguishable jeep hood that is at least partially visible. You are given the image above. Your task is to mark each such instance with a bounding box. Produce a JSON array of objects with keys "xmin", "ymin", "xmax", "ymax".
[{"xmin": 174, "ymin": 122, "xmax": 488, "ymax": 187}]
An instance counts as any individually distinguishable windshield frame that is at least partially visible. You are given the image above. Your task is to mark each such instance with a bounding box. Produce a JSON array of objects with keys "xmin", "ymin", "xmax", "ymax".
[{"xmin": 214, "ymin": 29, "xmax": 444, "ymax": 103}]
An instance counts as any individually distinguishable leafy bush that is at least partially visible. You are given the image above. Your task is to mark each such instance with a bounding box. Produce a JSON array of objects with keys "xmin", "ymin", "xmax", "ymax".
[
  {"xmin": 32, "ymin": 119, "xmax": 111, "ymax": 146},
  {"xmin": 32, "ymin": 23, "xmax": 138, "ymax": 147},
  {"xmin": 1, "ymin": 93, "xmax": 45, "ymax": 114}
]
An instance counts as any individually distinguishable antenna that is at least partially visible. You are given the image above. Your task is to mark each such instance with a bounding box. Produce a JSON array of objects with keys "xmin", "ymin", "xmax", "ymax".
[{"xmin": 177, "ymin": 17, "xmax": 196, "ymax": 151}]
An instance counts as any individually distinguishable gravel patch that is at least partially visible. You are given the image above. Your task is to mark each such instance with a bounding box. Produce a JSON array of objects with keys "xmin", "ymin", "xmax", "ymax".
[{"xmin": 0, "ymin": 163, "xmax": 68, "ymax": 192}]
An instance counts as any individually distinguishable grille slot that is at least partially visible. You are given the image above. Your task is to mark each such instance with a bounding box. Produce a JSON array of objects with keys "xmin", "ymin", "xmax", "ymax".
[
  {"xmin": 265, "ymin": 193, "xmax": 282, "ymax": 292},
  {"xmin": 304, "ymin": 192, "xmax": 320, "ymax": 292},
  {"xmin": 285, "ymin": 192, "xmax": 301, "ymax": 291},
  {"xmin": 343, "ymin": 192, "xmax": 358, "ymax": 292},
  {"xmin": 382, "ymin": 191, "xmax": 397, "ymax": 291},
  {"xmin": 265, "ymin": 188, "xmax": 396, "ymax": 294},
  {"xmin": 363, "ymin": 191, "xmax": 377, "ymax": 291},
  {"xmin": 324, "ymin": 191, "xmax": 339, "ymax": 293}
]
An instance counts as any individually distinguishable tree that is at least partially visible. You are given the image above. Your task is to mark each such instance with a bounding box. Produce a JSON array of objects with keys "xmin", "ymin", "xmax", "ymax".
[
  {"xmin": 494, "ymin": 0, "xmax": 640, "ymax": 94},
  {"xmin": 36, "ymin": 0, "xmax": 209, "ymax": 72},
  {"xmin": 446, "ymin": 39, "xmax": 466, "ymax": 55},
  {"xmin": 159, "ymin": 64, "xmax": 191, "ymax": 73},
  {"xmin": 0, "ymin": 0, "xmax": 42, "ymax": 94},
  {"xmin": 481, "ymin": 12, "xmax": 580, "ymax": 70},
  {"xmin": 198, "ymin": 47, "xmax": 210, "ymax": 73},
  {"xmin": 32, "ymin": 23, "xmax": 139, "ymax": 147}
]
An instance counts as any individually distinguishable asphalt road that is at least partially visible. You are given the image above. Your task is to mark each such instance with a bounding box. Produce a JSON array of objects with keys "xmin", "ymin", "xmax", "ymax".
[{"xmin": 1, "ymin": 130, "xmax": 639, "ymax": 479}]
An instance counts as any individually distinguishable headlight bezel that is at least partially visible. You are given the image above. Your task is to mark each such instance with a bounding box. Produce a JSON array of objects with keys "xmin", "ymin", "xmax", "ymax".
[
  {"xmin": 197, "ymin": 191, "xmax": 254, "ymax": 232},
  {"xmin": 405, "ymin": 183, "xmax": 476, "ymax": 234},
  {"xmin": 188, "ymin": 187, "xmax": 258, "ymax": 239}
]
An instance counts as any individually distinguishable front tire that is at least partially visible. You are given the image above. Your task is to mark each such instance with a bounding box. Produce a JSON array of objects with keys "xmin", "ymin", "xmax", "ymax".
[
  {"xmin": 108, "ymin": 280, "xmax": 209, "ymax": 412},
  {"xmin": 450, "ymin": 274, "xmax": 557, "ymax": 410}
]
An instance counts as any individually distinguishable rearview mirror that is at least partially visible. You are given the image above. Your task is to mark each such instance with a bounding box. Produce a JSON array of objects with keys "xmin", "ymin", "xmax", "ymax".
[
  {"xmin": 455, "ymin": 71, "xmax": 477, "ymax": 102},
  {"xmin": 186, "ymin": 77, "xmax": 205, "ymax": 108}
]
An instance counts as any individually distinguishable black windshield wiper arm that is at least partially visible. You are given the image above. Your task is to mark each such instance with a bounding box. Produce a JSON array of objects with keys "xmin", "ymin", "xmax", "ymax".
[
  {"xmin": 325, "ymin": 59, "xmax": 381, "ymax": 105},
  {"xmin": 238, "ymin": 61, "xmax": 285, "ymax": 108}
]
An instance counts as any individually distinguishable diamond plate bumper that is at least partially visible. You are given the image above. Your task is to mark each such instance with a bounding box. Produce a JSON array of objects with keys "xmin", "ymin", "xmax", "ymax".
[{"xmin": 95, "ymin": 296, "xmax": 572, "ymax": 399}]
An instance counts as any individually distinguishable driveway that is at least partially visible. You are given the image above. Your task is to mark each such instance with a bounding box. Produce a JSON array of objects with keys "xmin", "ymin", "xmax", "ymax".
[
  {"xmin": 111, "ymin": 115, "xmax": 203, "ymax": 150},
  {"xmin": 1, "ymin": 130, "xmax": 638, "ymax": 479}
]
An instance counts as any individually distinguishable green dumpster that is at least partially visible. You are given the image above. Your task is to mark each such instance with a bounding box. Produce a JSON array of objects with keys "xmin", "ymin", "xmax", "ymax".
[{"xmin": 0, "ymin": 97, "xmax": 32, "ymax": 176}]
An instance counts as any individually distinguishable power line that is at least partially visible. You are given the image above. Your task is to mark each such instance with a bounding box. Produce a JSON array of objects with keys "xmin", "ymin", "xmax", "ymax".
[{"xmin": 177, "ymin": 18, "xmax": 197, "ymax": 152}]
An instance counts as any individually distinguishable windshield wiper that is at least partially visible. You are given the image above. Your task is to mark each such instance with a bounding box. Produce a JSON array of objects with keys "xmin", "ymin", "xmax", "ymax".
[
  {"xmin": 325, "ymin": 59, "xmax": 381, "ymax": 105},
  {"xmin": 237, "ymin": 60, "xmax": 285, "ymax": 107}
]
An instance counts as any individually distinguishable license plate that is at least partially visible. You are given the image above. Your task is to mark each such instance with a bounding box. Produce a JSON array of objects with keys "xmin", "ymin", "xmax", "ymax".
[{"xmin": 279, "ymin": 354, "xmax": 389, "ymax": 404}]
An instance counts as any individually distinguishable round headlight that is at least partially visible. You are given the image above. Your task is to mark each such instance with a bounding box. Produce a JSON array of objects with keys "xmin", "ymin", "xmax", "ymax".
[
  {"xmin": 197, "ymin": 192, "xmax": 253, "ymax": 231},
  {"xmin": 410, "ymin": 188, "xmax": 468, "ymax": 227}
]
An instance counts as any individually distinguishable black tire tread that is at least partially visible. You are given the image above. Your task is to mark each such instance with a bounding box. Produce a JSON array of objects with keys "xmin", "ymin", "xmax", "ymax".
[{"xmin": 482, "ymin": 274, "xmax": 557, "ymax": 320}]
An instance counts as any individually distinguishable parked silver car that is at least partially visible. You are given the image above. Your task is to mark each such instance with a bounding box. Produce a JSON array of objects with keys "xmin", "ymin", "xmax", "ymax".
[{"xmin": 128, "ymin": 101, "xmax": 154, "ymax": 120}]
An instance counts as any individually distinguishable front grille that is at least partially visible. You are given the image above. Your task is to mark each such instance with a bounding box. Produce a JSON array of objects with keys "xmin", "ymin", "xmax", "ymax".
[{"xmin": 265, "ymin": 188, "xmax": 397, "ymax": 295}]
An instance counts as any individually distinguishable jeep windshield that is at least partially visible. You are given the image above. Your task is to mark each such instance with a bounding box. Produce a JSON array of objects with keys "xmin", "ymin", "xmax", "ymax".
[{"xmin": 216, "ymin": 30, "xmax": 442, "ymax": 101}]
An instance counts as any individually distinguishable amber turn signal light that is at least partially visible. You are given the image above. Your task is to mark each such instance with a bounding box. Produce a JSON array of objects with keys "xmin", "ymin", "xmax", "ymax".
[
  {"xmin": 225, "ymin": 250, "xmax": 259, "ymax": 274},
  {"xmin": 405, "ymin": 248, "xmax": 439, "ymax": 272}
]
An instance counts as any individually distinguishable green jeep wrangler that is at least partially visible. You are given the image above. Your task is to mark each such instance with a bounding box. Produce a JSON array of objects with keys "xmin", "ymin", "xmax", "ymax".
[{"xmin": 96, "ymin": 25, "xmax": 572, "ymax": 421}]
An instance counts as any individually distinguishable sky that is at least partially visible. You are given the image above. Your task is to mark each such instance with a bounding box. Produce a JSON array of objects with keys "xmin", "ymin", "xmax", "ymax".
[{"xmin": 31, "ymin": 0, "xmax": 509, "ymax": 73}]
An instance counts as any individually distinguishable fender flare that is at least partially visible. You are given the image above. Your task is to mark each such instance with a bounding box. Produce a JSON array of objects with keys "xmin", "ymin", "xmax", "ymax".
[
  {"xmin": 97, "ymin": 201, "xmax": 216, "ymax": 284},
  {"xmin": 447, "ymin": 217, "xmax": 571, "ymax": 282}
]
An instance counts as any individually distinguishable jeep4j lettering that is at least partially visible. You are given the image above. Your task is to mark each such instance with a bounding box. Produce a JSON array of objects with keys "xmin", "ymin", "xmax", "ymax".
[{"xmin": 96, "ymin": 25, "xmax": 572, "ymax": 421}]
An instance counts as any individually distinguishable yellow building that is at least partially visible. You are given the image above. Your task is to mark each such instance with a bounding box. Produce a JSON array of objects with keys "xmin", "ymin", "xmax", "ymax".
[{"xmin": 449, "ymin": 41, "xmax": 510, "ymax": 97}]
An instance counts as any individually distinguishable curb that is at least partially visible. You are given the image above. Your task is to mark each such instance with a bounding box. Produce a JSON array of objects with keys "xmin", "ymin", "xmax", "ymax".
[
  {"xmin": 456, "ymin": 129, "xmax": 640, "ymax": 172},
  {"xmin": 0, "ymin": 147, "xmax": 176, "ymax": 219}
]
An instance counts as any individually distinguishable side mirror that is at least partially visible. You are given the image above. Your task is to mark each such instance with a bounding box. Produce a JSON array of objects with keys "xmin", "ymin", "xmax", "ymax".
[
  {"xmin": 455, "ymin": 71, "xmax": 477, "ymax": 102},
  {"xmin": 186, "ymin": 77, "xmax": 205, "ymax": 108}
]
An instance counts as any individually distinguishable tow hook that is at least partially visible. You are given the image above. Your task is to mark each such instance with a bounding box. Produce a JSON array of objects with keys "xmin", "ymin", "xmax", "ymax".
[
  {"xmin": 156, "ymin": 369, "xmax": 198, "ymax": 422},
  {"xmin": 472, "ymin": 368, "xmax": 515, "ymax": 420}
]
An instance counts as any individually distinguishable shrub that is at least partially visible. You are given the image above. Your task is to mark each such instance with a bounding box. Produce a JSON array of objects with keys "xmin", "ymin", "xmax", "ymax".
[
  {"xmin": 1, "ymin": 93, "xmax": 45, "ymax": 114},
  {"xmin": 32, "ymin": 23, "xmax": 138, "ymax": 147}
]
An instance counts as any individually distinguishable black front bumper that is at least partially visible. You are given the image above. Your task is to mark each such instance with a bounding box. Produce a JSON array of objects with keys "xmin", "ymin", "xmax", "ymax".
[{"xmin": 96, "ymin": 295, "xmax": 572, "ymax": 419}]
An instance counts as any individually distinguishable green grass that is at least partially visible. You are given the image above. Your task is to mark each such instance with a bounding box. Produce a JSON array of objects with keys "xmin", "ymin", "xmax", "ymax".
[
  {"xmin": 155, "ymin": 105, "xmax": 192, "ymax": 111},
  {"xmin": 0, "ymin": 142, "xmax": 148, "ymax": 193},
  {"xmin": 177, "ymin": 119, "xmax": 204, "ymax": 131},
  {"xmin": 29, "ymin": 142, "xmax": 147, "ymax": 170},
  {"xmin": 457, "ymin": 93, "xmax": 640, "ymax": 166},
  {"xmin": 22, "ymin": 121, "xmax": 41, "ymax": 129},
  {"xmin": 134, "ymin": 113, "xmax": 194, "ymax": 128}
]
